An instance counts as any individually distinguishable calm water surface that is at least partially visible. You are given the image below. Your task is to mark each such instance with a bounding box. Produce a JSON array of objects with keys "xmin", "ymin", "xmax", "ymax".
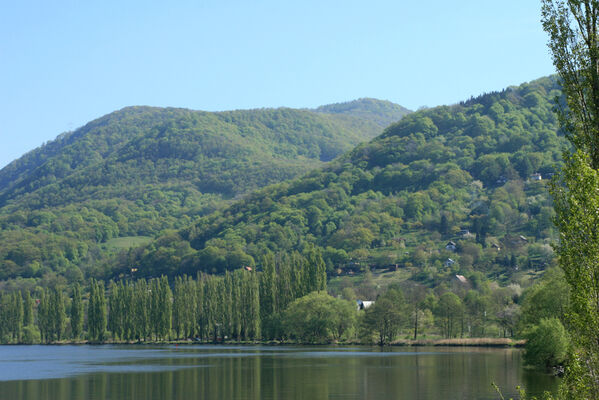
[{"xmin": 0, "ymin": 345, "xmax": 558, "ymax": 400}]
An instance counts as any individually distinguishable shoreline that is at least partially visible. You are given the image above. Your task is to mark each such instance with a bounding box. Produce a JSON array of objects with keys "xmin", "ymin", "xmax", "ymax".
[{"xmin": 0, "ymin": 337, "xmax": 525, "ymax": 348}]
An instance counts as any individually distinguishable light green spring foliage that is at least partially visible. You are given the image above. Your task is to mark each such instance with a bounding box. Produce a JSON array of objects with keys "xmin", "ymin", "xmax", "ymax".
[
  {"xmin": 524, "ymin": 317, "xmax": 569, "ymax": 369},
  {"xmin": 550, "ymin": 151, "xmax": 599, "ymax": 397},
  {"xmin": 283, "ymin": 291, "xmax": 356, "ymax": 343},
  {"xmin": 70, "ymin": 283, "xmax": 83, "ymax": 339},
  {"xmin": 87, "ymin": 279, "xmax": 107, "ymax": 342},
  {"xmin": 361, "ymin": 286, "xmax": 406, "ymax": 345},
  {"xmin": 128, "ymin": 76, "xmax": 566, "ymax": 284},
  {"xmin": 542, "ymin": 1, "xmax": 599, "ymax": 398},
  {"xmin": 518, "ymin": 267, "xmax": 569, "ymax": 334},
  {"xmin": 434, "ymin": 292, "xmax": 465, "ymax": 339},
  {"xmin": 0, "ymin": 102, "xmax": 402, "ymax": 284},
  {"xmin": 542, "ymin": 0, "xmax": 599, "ymax": 170}
]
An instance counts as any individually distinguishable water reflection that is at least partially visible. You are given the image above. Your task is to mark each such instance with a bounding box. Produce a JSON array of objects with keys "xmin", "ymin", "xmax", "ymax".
[{"xmin": 0, "ymin": 345, "xmax": 558, "ymax": 400}]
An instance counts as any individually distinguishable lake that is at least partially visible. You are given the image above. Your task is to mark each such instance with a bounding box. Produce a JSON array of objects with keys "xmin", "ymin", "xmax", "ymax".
[{"xmin": 0, "ymin": 345, "xmax": 558, "ymax": 400}]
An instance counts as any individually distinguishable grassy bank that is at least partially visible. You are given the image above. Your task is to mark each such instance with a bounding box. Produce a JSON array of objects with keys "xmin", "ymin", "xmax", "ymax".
[
  {"xmin": 391, "ymin": 338, "xmax": 525, "ymax": 347},
  {"xmin": 4, "ymin": 337, "xmax": 525, "ymax": 347}
]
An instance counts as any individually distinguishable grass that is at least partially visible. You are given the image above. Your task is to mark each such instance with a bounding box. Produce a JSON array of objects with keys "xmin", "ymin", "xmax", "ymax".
[
  {"xmin": 102, "ymin": 236, "xmax": 153, "ymax": 251},
  {"xmin": 391, "ymin": 338, "xmax": 526, "ymax": 347},
  {"xmin": 328, "ymin": 268, "xmax": 412, "ymax": 295}
]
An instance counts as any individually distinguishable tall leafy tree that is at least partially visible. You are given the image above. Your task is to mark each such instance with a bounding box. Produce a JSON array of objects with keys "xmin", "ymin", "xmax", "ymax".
[
  {"xmin": 133, "ymin": 279, "xmax": 150, "ymax": 341},
  {"xmin": 50, "ymin": 288, "xmax": 66, "ymax": 341},
  {"xmin": 70, "ymin": 283, "xmax": 83, "ymax": 339},
  {"xmin": 88, "ymin": 279, "xmax": 107, "ymax": 342},
  {"xmin": 362, "ymin": 287, "xmax": 406, "ymax": 345},
  {"xmin": 543, "ymin": 1, "xmax": 599, "ymax": 397},
  {"xmin": 159, "ymin": 276, "xmax": 172, "ymax": 340},
  {"xmin": 22, "ymin": 291, "xmax": 33, "ymax": 327},
  {"xmin": 173, "ymin": 276, "xmax": 186, "ymax": 339},
  {"xmin": 260, "ymin": 252, "xmax": 277, "ymax": 338},
  {"xmin": 37, "ymin": 289, "xmax": 51, "ymax": 343},
  {"xmin": 434, "ymin": 292, "xmax": 464, "ymax": 339},
  {"xmin": 9, "ymin": 292, "xmax": 24, "ymax": 342},
  {"xmin": 543, "ymin": 0, "xmax": 599, "ymax": 168}
]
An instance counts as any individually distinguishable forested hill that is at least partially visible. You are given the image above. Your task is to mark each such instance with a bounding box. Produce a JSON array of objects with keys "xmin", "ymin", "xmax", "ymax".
[
  {"xmin": 0, "ymin": 102, "xmax": 408, "ymax": 209},
  {"xmin": 0, "ymin": 100, "xmax": 409, "ymax": 284},
  {"xmin": 119, "ymin": 76, "xmax": 566, "ymax": 288},
  {"xmin": 313, "ymin": 98, "xmax": 411, "ymax": 128}
]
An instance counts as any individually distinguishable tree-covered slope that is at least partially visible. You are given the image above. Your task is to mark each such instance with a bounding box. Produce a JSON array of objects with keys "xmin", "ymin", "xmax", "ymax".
[
  {"xmin": 0, "ymin": 100, "xmax": 408, "ymax": 283},
  {"xmin": 313, "ymin": 98, "xmax": 411, "ymax": 129},
  {"xmin": 0, "ymin": 104, "xmax": 407, "ymax": 209},
  {"xmin": 122, "ymin": 77, "xmax": 565, "ymax": 288}
]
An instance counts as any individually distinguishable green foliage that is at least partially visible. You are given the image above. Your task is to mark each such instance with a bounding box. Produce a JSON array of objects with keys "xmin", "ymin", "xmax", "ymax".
[
  {"xmin": 283, "ymin": 291, "xmax": 356, "ymax": 343},
  {"xmin": 518, "ymin": 268, "xmax": 569, "ymax": 334},
  {"xmin": 22, "ymin": 325, "xmax": 40, "ymax": 344},
  {"xmin": 434, "ymin": 292, "xmax": 464, "ymax": 338},
  {"xmin": 524, "ymin": 317, "xmax": 569, "ymax": 370},
  {"xmin": 541, "ymin": 2, "xmax": 599, "ymax": 395},
  {"xmin": 550, "ymin": 151, "xmax": 599, "ymax": 394},
  {"xmin": 70, "ymin": 283, "xmax": 83, "ymax": 339},
  {"xmin": 361, "ymin": 286, "xmax": 406, "ymax": 344},
  {"xmin": 36, "ymin": 287, "xmax": 65, "ymax": 343},
  {"xmin": 22, "ymin": 290, "xmax": 33, "ymax": 327},
  {"xmin": 314, "ymin": 98, "xmax": 411, "ymax": 128},
  {"xmin": 88, "ymin": 279, "xmax": 107, "ymax": 342},
  {"xmin": 0, "ymin": 101, "xmax": 400, "ymax": 284},
  {"xmin": 0, "ymin": 291, "xmax": 24, "ymax": 343},
  {"xmin": 123, "ymin": 76, "xmax": 565, "ymax": 282}
]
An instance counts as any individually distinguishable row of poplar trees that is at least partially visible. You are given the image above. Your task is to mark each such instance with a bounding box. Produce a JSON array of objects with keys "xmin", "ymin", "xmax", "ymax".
[{"xmin": 0, "ymin": 249, "xmax": 326, "ymax": 343}]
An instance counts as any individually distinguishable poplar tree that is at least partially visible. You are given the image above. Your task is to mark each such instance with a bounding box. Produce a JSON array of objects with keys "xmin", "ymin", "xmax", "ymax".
[
  {"xmin": 121, "ymin": 281, "xmax": 134, "ymax": 341},
  {"xmin": 70, "ymin": 283, "xmax": 83, "ymax": 339},
  {"xmin": 241, "ymin": 270, "xmax": 260, "ymax": 340},
  {"xmin": 158, "ymin": 276, "xmax": 172, "ymax": 340},
  {"xmin": 149, "ymin": 278, "xmax": 159, "ymax": 340},
  {"xmin": 188, "ymin": 276, "xmax": 199, "ymax": 338},
  {"xmin": 260, "ymin": 252, "xmax": 277, "ymax": 338},
  {"xmin": 108, "ymin": 281, "xmax": 124, "ymax": 340},
  {"xmin": 173, "ymin": 276, "xmax": 186, "ymax": 339},
  {"xmin": 276, "ymin": 254, "xmax": 294, "ymax": 313},
  {"xmin": 196, "ymin": 275, "xmax": 205, "ymax": 340},
  {"xmin": 10, "ymin": 292, "xmax": 24, "ymax": 342},
  {"xmin": 231, "ymin": 271, "xmax": 242, "ymax": 340},
  {"xmin": 0, "ymin": 294, "xmax": 9, "ymax": 341},
  {"xmin": 304, "ymin": 245, "xmax": 327, "ymax": 292},
  {"xmin": 88, "ymin": 279, "xmax": 107, "ymax": 342},
  {"xmin": 291, "ymin": 251, "xmax": 307, "ymax": 299},
  {"xmin": 203, "ymin": 275, "xmax": 219, "ymax": 341},
  {"xmin": 23, "ymin": 291, "xmax": 33, "ymax": 327},
  {"xmin": 542, "ymin": 1, "xmax": 599, "ymax": 397},
  {"xmin": 50, "ymin": 288, "xmax": 66, "ymax": 341},
  {"xmin": 37, "ymin": 289, "xmax": 51, "ymax": 343},
  {"xmin": 133, "ymin": 279, "xmax": 150, "ymax": 341},
  {"xmin": 222, "ymin": 271, "xmax": 233, "ymax": 339}
]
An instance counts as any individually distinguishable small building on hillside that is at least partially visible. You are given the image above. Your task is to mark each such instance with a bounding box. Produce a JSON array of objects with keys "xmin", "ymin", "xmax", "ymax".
[
  {"xmin": 496, "ymin": 176, "xmax": 508, "ymax": 185},
  {"xmin": 530, "ymin": 173, "xmax": 542, "ymax": 181},
  {"xmin": 445, "ymin": 258, "xmax": 456, "ymax": 267},
  {"xmin": 445, "ymin": 241, "xmax": 457, "ymax": 251},
  {"xmin": 356, "ymin": 300, "xmax": 375, "ymax": 311}
]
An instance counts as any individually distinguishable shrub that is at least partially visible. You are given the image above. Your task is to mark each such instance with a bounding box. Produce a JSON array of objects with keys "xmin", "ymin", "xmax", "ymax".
[{"xmin": 524, "ymin": 317, "xmax": 569, "ymax": 369}]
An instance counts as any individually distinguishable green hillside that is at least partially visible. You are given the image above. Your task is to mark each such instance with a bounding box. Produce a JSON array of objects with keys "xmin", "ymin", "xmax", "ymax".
[
  {"xmin": 0, "ymin": 100, "xmax": 407, "ymax": 283},
  {"xmin": 119, "ymin": 77, "xmax": 565, "ymax": 291},
  {"xmin": 314, "ymin": 98, "xmax": 411, "ymax": 128}
]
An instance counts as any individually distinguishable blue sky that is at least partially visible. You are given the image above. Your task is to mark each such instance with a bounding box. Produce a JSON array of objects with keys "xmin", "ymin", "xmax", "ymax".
[{"xmin": 0, "ymin": 1, "xmax": 554, "ymax": 168}]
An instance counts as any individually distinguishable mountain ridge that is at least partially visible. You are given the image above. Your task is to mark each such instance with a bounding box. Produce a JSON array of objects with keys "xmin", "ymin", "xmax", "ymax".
[
  {"xmin": 0, "ymin": 98, "xmax": 410, "ymax": 283},
  {"xmin": 115, "ymin": 76, "xmax": 565, "ymax": 289}
]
